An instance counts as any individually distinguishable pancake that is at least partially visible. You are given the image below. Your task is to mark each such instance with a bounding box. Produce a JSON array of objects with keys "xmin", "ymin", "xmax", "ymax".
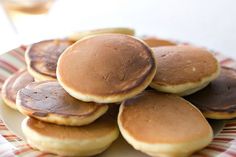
[
  {"xmin": 68, "ymin": 27, "xmax": 135, "ymax": 41},
  {"xmin": 150, "ymin": 45, "xmax": 220, "ymax": 96},
  {"xmin": 57, "ymin": 34, "xmax": 156, "ymax": 103},
  {"xmin": 142, "ymin": 36, "xmax": 176, "ymax": 47},
  {"xmin": 22, "ymin": 114, "xmax": 119, "ymax": 156},
  {"xmin": 1, "ymin": 69, "xmax": 34, "ymax": 110},
  {"xmin": 118, "ymin": 91, "xmax": 213, "ymax": 157},
  {"xmin": 185, "ymin": 67, "xmax": 236, "ymax": 119},
  {"xmin": 16, "ymin": 81, "xmax": 108, "ymax": 126},
  {"xmin": 25, "ymin": 39, "xmax": 73, "ymax": 81}
]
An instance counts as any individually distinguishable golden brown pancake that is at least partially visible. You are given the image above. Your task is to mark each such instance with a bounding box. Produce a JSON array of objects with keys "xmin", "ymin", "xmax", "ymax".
[
  {"xmin": 185, "ymin": 67, "xmax": 236, "ymax": 119},
  {"xmin": 142, "ymin": 36, "xmax": 176, "ymax": 47},
  {"xmin": 1, "ymin": 69, "xmax": 34, "ymax": 110},
  {"xmin": 68, "ymin": 27, "xmax": 135, "ymax": 41},
  {"xmin": 22, "ymin": 113, "xmax": 119, "ymax": 156},
  {"xmin": 118, "ymin": 90, "xmax": 213, "ymax": 157},
  {"xmin": 25, "ymin": 39, "xmax": 73, "ymax": 81},
  {"xmin": 16, "ymin": 81, "xmax": 108, "ymax": 126},
  {"xmin": 150, "ymin": 45, "xmax": 220, "ymax": 96},
  {"xmin": 57, "ymin": 34, "xmax": 156, "ymax": 103}
]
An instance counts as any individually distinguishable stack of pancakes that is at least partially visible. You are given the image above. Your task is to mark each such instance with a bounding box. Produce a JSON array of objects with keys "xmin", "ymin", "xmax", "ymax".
[{"xmin": 1, "ymin": 27, "xmax": 234, "ymax": 157}]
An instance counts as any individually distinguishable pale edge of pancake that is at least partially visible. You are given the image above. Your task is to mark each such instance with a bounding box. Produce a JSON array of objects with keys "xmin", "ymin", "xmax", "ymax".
[
  {"xmin": 1, "ymin": 95, "xmax": 17, "ymax": 110},
  {"xmin": 68, "ymin": 27, "xmax": 135, "ymax": 41},
  {"xmin": 25, "ymin": 47, "xmax": 56, "ymax": 81},
  {"xmin": 16, "ymin": 93, "xmax": 109, "ymax": 126},
  {"xmin": 150, "ymin": 60, "xmax": 221, "ymax": 96},
  {"xmin": 56, "ymin": 37, "xmax": 157, "ymax": 103},
  {"xmin": 203, "ymin": 111, "xmax": 236, "ymax": 120},
  {"xmin": 22, "ymin": 117, "xmax": 119, "ymax": 156},
  {"xmin": 117, "ymin": 98, "xmax": 213, "ymax": 157},
  {"xmin": 1, "ymin": 70, "xmax": 25, "ymax": 110}
]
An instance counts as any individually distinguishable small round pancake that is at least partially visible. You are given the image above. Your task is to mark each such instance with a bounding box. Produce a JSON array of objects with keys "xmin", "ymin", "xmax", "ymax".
[
  {"xmin": 118, "ymin": 91, "xmax": 213, "ymax": 157},
  {"xmin": 142, "ymin": 36, "xmax": 176, "ymax": 47},
  {"xmin": 25, "ymin": 39, "xmax": 73, "ymax": 81},
  {"xmin": 150, "ymin": 46, "xmax": 220, "ymax": 96},
  {"xmin": 22, "ymin": 114, "xmax": 119, "ymax": 156},
  {"xmin": 16, "ymin": 81, "xmax": 108, "ymax": 126},
  {"xmin": 1, "ymin": 69, "xmax": 34, "ymax": 110},
  {"xmin": 57, "ymin": 34, "xmax": 156, "ymax": 103},
  {"xmin": 186, "ymin": 67, "xmax": 236, "ymax": 119},
  {"xmin": 68, "ymin": 27, "xmax": 135, "ymax": 41}
]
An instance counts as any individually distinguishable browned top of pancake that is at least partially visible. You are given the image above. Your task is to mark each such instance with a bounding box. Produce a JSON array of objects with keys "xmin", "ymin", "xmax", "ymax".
[
  {"xmin": 142, "ymin": 37, "xmax": 176, "ymax": 47},
  {"xmin": 185, "ymin": 67, "xmax": 236, "ymax": 113},
  {"xmin": 152, "ymin": 46, "xmax": 219, "ymax": 85},
  {"xmin": 27, "ymin": 39, "xmax": 73, "ymax": 78},
  {"xmin": 17, "ymin": 81, "xmax": 108, "ymax": 117},
  {"xmin": 2, "ymin": 69, "xmax": 34, "ymax": 103},
  {"xmin": 57, "ymin": 34, "xmax": 156, "ymax": 95},
  {"xmin": 26, "ymin": 114, "xmax": 117, "ymax": 140},
  {"xmin": 120, "ymin": 91, "xmax": 212, "ymax": 143}
]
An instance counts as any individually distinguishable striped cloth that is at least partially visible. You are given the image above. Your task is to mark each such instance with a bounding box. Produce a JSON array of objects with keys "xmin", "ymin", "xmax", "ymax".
[{"xmin": 0, "ymin": 46, "xmax": 236, "ymax": 157}]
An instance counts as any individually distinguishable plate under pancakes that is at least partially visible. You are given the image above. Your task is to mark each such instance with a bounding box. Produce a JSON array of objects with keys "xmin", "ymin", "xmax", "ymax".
[
  {"xmin": 1, "ymin": 69, "xmax": 34, "ymax": 110},
  {"xmin": 57, "ymin": 34, "xmax": 157, "ymax": 103},
  {"xmin": 150, "ymin": 45, "xmax": 220, "ymax": 96},
  {"xmin": 25, "ymin": 39, "xmax": 73, "ymax": 81},
  {"xmin": 16, "ymin": 81, "xmax": 108, "ymax": 126},
  {"xmin": 118, "ymin": 91, "xmax": 213, "ymax": 157},
  {"xmin": 22, "ymin": 113, "xmax": 119, "ymax": 156},
  {"xmin": 186, "ymin": 66, "xmax": 236, "ymax": 119}
]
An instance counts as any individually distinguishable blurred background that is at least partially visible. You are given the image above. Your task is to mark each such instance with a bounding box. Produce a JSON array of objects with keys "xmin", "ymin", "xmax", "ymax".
[{"xmin": 0, "ymin": 0, "xmax": 235, "ymax": 58}]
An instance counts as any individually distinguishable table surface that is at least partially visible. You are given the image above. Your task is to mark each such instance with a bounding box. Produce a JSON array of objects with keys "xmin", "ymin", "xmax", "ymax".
[{"xmin": 0, "ymin": 0, "xmax": 236, "ymax": 59}]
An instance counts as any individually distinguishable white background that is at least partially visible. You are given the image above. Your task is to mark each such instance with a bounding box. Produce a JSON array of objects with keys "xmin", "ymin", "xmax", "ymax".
[{"xmin": 0, "ymin": 0, "xmax": 236, "ymax": 58}]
